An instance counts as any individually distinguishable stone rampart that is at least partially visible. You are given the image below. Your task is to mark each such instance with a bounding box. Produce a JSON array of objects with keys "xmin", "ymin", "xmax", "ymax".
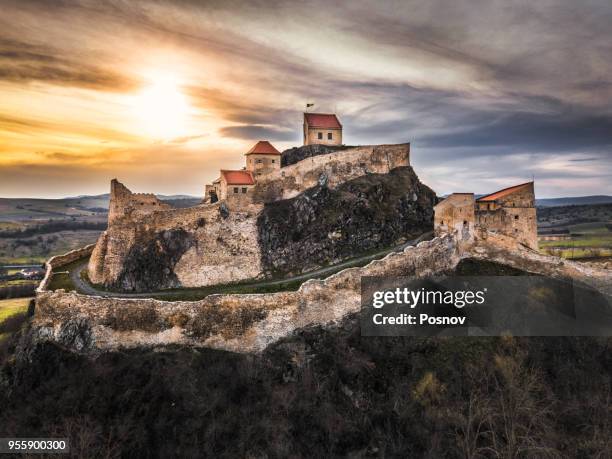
[
  {"xmin": 253, "ymin": 144, "xmax": 410, "ymax": 202},
  {"xmin": 37, "ymin": 244, "xmax": 96, "ymax": 292},
  {"xmin": 34, "ymin": 232, "xmax": 611, "ymax": 354}
]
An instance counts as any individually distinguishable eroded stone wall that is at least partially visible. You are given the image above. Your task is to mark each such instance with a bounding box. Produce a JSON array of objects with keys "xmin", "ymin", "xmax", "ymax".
[
  {"xmin": 34, "ymin": 232, "xmax": 612, "ymax": 355},
  {"xmin": 253, "ymin": 144, "xmax": 411, "ymax": 202},
  {"xmin": 88, "ymin": 186, "xmax": 263, "ymax": 291}
]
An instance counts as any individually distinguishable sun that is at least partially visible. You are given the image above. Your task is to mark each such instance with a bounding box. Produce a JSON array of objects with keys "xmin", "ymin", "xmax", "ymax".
[{"xmin": 131, "ymin": 72, "xmax": 190, "ymax": 141}]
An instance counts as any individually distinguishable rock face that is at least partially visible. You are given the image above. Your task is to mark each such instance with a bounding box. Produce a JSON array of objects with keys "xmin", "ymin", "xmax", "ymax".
[
  {"xmin": 257, "ymin": 166, "xmax": 436, "ymax": 275},
  {"xmin": 112, "ymin": 228, "xmax": 195, "ymax": 292}
]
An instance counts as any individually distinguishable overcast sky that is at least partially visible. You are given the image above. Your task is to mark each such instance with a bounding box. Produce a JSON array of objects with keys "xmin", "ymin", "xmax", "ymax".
[{"xmin": 0, "ymin": 0, "xmax": 611, "ymax": 198}]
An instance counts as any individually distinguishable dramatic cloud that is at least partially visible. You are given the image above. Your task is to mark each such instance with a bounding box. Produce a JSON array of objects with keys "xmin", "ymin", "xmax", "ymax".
[
  {"xmin": 0, "ymin": 38, "xmax": 138, "ymax": 91},
  {"xmin": 0, "ymin": 0, "xmax": 610, "ymax": 198}
]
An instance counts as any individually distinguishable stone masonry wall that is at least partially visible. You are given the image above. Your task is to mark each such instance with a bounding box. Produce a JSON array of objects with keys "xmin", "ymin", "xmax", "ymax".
[
  {"xmin": 38, "ymin": 244, "xmax": 96, "ymax": 292},
  {"xmin": 252, "ymin": 144, "xmax": 410, "ymax": 202},
  {"xmin": 34, "ymin": 232, "xmax": 611, "ymax": 355},
  {"xmin": 476, "ymin": 184, "xmax": 538, "ymax": 250},
  {"xmin": 89, "ymin": 182, "xmax": 263, "ymax": 291}
]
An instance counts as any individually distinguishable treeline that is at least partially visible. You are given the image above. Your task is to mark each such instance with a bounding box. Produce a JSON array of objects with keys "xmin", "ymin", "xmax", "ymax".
[{"xmin": 0, "ymin": 220, "xmax": 107, "ymax": 238}]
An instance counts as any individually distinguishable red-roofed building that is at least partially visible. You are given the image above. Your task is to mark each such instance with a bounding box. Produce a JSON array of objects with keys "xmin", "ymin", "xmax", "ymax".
[
  {"xmin": 204, "ymin": 140, "xmax": 282, "ymax": 203},
  {"xmin": 221, "ymin": 170, "xmax": 255, "ymax": 186},
  {"xmin": 245, "ymin": 140, "xmax": 281, "ymax": 177},
  {"xmin": 434, "ymin": 181, "xmax": 537, "ymax": 250},
  {"xmin": 303, "ymin": 113, "xmax": 343, "ymax": 146},
  {"xmin": 476, "ymin": 182, "xmax": 533, "ymax": 206}
]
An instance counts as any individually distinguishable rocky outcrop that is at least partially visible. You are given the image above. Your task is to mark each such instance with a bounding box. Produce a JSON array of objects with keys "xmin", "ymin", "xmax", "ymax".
[
  {"xmin": 257, "ymin": 166, "xmax": 436, "ymax": 276},
  {"xmin": 112, "ymin": 228, "xmax": 195, "ymax": 292}
]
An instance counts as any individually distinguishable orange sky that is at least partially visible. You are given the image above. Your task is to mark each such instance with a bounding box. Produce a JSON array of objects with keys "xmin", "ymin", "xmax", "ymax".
[{"xmin": 1, "ymin": 0, "xmax": 611, "ymax": 198}]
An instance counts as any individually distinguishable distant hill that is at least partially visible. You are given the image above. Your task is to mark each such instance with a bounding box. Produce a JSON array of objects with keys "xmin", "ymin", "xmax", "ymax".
[
  {"xmin": 0, "ymin": 194, "xmax": 200, "ymax": 222},
  {"xmin": 536, "ymin": 195, "xmax": 612, "ymax": 207}
]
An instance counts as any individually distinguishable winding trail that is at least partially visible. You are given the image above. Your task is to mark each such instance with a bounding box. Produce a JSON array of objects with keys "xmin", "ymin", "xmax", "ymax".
[{"xmin": 65, "ymin": 232, "xmax": 433, "ymax": 299}]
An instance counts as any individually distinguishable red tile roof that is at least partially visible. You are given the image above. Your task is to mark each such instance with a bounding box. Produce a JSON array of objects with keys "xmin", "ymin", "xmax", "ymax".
[
  {"xmin": 220, "ymin": 170, "xmax": 255, "ymax": 185},
  {"xmin": 477, "ymin": 182, "xmax": 532, "ymax": 202},
  {"xmin": 245, "ymin": 140, "xmax": 281, "ymax": 155},
  {"xmin": 304, "ymin": 113, "xmax": 342, "ymax": 129}
]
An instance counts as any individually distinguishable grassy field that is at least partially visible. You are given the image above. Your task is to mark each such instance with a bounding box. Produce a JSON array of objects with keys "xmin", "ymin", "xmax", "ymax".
[
  {"xmin": 539, "ymin": 222, "xmax": 612, "ymax": 259},
  {"xmin": 0, "ymin": 297, "xmax": 31, "ymax": 341},
  {"xmin": 0, "ymin": 297, "xmax": 30, "ymax": 322}
]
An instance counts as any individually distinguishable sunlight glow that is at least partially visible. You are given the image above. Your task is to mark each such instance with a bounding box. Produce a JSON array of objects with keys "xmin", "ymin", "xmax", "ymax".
[{"xmin": 131, "ymin": 72, "xmax": 190, "ymax": 140}]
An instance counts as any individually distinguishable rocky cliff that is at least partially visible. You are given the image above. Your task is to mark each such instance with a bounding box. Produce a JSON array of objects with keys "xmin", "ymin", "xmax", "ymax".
[{"xmin": 257, "ymin": 166, "xmax": 436, "ymax": 275}]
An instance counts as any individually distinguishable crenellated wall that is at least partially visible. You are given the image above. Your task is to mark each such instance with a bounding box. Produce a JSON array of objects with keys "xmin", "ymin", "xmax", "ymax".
[
  {"xmin": 108, "ymin": 179, "xmax": 173, "ymax": 224},
  {"xmin": 89, "ymin": 193, "xmax": 263, "ymax": 291}
]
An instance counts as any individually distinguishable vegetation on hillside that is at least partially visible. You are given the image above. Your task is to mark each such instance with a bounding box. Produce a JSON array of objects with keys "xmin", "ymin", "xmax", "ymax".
[
  {"xmin": 1, "ymin": 323, "xmax": 610, "ymax": 457},
  {"xmin": 2, "ymin": 261, "xmax": 611, "ymax": 457}
]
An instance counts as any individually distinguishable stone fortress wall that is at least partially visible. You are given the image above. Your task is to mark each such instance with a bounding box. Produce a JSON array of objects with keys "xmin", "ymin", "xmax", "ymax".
[
  {"xmin": 434, "ymin": 182, "xmax": 538, "ymax": 250},
  {"xmin": 252, "ymin": 143, "xmax": 410, "ymax": 203},
  {"xmin": 89, "ymin": 143, "xmax": 412, "ymax": 290},
  {"xmin": 433, "ymin": 193, "xmax": 475, "ymax": 239},
  {"xmin": 34, "ymin": 232, "xmax": 612, "ymax": 355},
  {"xmin": 38, "ymin": 244, "xmax": 97, "ymax": 292},
  {"xmin": 476, "ymin": 182, "xmax": 538, "ymax": 250},
  {"xmin": 89, "ymin": 184, "xmax": 263, "ymax": 290},
  {"xmin": 108, "ymin": 179, "xmax": 173, "ymax": 224}
]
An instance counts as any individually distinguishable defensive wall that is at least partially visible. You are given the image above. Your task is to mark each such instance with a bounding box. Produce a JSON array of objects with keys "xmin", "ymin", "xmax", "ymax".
[
  {"xmin": 34, "ymin": 232, "xmax": 612, "ymax": 355},
  {"xmin": 252, "ymin": 143, "xmax": 410, "ymax": 202},
  {"xmin": 37, "ymin": 244, "xmax": 96, "ymax": 292}
]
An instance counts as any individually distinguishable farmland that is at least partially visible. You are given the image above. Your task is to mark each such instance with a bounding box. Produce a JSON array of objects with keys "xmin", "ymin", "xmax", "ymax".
[{"xmin": 538, "ymin": 204, "xmax": 612, "ymax": 260}]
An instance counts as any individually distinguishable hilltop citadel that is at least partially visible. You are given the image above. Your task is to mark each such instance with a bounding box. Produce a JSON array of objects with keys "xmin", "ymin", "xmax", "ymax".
[
  {"xmin": 26, "ymin": 110, "xmax": 601, "ymax": 355},
  {"xmin": 92, "ymin": 111, "xmax": 538, "ymax": 293}
]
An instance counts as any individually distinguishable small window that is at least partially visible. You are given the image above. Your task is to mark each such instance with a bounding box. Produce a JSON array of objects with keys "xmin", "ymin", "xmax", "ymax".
[
  {"xmin": 327, "ymin": 132, "xmax": 332, "ymax": 140},
  {"xmin": 515, "ymin": 215, "xmax": 519, "ymax": 220},
  {"xmin": 463, "ymin": 220, "xmax": 468, "ymax": 225},
  {"xmin": 257, "ymin": 159, "xmax": 262, "ymax": 164},
  {"xmin": 233, "ymin": 187, "xmax": 239, "ymax": 193},
  {"xmin": 272, "ymin": 159, "xmax": 275, "ymax": 163},
  {"xmin": 318, "ymin": 132, "xmax": 323, "ymax": 140},
  {"xmin": 441, "ymin": 220, "xmax": 444, "ymax": 225},
  {"xmin": 241, "ymin": 187, "xmax": 247, "ymax": 193}
]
